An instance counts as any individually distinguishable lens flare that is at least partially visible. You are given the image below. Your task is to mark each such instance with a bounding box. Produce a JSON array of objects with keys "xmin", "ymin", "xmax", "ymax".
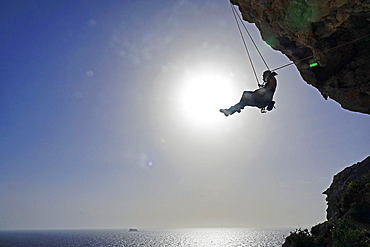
[{"xmin": 179, "ymin": 73, "xmax": 238, "ymax": 125}]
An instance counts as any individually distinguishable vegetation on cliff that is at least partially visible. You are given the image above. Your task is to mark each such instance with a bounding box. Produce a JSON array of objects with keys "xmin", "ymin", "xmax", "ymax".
[
  {"xmin": 284, "ymin": 219, "xmax": 369, "ymax": 247},
  {"xmin": 283, "ymin": 156, "xmax": 370, "ymax": 246}
]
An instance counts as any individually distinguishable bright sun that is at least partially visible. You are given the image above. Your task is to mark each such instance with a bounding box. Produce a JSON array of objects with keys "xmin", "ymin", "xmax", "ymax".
[{"xmin": 179, "ymin": 73, "xmax": 239, "ymax": 125}]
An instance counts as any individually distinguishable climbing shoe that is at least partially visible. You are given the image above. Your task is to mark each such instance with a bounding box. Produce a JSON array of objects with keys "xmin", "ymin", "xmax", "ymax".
[{"xmin": 220, "ymin": 109, "xmax": 231, "ymax": 117}]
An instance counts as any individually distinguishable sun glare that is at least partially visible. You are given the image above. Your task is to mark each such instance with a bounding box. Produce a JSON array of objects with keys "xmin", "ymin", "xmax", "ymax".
[{"xmin": 180, "ymin": 73, "xmax": 238, "ymax": 125}]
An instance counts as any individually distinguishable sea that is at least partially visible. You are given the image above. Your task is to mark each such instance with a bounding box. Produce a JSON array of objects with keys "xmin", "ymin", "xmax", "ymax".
[{"xmin": 0, "ymin": 228, "xmax": 293, "ymax": 247}]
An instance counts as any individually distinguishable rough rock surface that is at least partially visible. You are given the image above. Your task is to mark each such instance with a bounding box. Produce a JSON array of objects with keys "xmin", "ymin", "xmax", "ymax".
[
  {"xmin": 323, "ymin": 156, "xmax": 370, "ymax": 221},
  {"xmin": 231, "ymin": 0, "xmax": 370, "ymax": 114},
  {"xmin": 283, "ymin": 156, "xmax": 370, "ymax": 246}
]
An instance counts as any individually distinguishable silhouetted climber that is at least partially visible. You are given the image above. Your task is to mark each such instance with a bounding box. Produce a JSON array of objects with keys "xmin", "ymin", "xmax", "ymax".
[{"xmin": 220, "ymin": 70, "xmax": 277, "ymax": 116}]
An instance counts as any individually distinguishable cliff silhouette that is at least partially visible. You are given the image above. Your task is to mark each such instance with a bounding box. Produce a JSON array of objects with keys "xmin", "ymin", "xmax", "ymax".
[
  {"xmin": 229, "ymin": 2, "xmax": 370, "ymax": 245},
  {"xmin": 283, "ymin": 156, "xmax": 370, "ymax": 246},
  {"xmin": 231, "ymin": 0, "xmax": 370, "ymax": 114}
]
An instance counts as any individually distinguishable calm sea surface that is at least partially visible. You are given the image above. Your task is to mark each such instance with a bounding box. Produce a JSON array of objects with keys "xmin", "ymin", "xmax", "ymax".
[{"xmin": 0, "ymin": 228, "xmax": 293, "ymax": 247}]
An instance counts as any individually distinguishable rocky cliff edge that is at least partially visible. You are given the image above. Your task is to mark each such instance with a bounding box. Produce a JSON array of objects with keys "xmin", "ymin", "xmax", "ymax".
[
  {"xmin": 231, "ymin": 0, "xmax": 370, "ymax": 114},
  {"xmin": 283, "ymin": 156, "xmax": 370, "ymax": 246}
]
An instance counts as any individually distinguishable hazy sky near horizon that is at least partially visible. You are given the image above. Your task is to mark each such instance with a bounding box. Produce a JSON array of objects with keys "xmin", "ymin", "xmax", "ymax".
[{"xmin": 1, "ymin": 0, "xmax": 369, "ymax": 230}]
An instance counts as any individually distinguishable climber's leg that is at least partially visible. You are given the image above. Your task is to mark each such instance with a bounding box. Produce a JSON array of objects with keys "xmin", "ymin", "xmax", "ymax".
[
  {"xmin": 220, "ymin": 91, "xmax": 260, "ymax": 116},
  {"xmin": 220, "ymin": 105, "xmax": 240, "ymax": 116}
]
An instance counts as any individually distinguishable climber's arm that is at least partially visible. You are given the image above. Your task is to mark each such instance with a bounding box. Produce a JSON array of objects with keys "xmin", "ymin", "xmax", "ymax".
[{"xmin": 264, "ymin": 77, "xmax": 276, "ymax": 91}]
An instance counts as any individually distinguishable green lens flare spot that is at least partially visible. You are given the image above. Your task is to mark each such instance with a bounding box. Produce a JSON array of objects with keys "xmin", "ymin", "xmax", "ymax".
[
  {"xmin": 265, "ymin": 37, "xmax": 275, "ymax": 47},
  {"xmin": 310, "ymin": 62, "xmax": 318, "ymax": 67}
]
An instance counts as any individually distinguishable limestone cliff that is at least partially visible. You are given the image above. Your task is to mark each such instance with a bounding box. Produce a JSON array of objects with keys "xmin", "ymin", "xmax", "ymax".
[
  {"xmin": 283, "ymin": 156, "xmax": 370, "ymax": 246},
  {"xmin": 231, "ymin": 0, "xmax": 370, "ymax": 114},
  {"xmin": 324, "ymin": 156, "xmax": 370, "ymax": 223}
]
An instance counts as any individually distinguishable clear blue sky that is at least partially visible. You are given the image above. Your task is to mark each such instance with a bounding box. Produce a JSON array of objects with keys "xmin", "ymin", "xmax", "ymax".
[{"xmin": 1, "ymin": 0, "xmax": 369, "ymax": 230}]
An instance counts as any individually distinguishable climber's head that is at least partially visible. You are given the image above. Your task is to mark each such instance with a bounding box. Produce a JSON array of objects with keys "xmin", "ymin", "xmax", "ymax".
[{"xmin": 263, "ymin": 70, "xmax": 277, "ymax": 82}]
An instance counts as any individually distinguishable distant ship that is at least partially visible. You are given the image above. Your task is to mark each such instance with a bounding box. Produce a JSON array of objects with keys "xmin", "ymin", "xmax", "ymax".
[{"xmin": 128, "ymin": 228, "xmax": 138, "ymax": 232}]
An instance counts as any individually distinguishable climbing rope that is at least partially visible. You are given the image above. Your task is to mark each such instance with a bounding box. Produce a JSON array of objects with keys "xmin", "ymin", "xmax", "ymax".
[
  {"xmin": 230, "ymin": 3, "xmax": 270, "ymax": 71},
  {"xmin": 230, "ymin": 2, "xmax": 260, "ymax": 85},
  {"xmin": 230, "ymin": 1, "xmax": 370, "ymax": 77},
  {"xmin": 271, "ymin": 32, "xmax": 370, "ymax": 72}
]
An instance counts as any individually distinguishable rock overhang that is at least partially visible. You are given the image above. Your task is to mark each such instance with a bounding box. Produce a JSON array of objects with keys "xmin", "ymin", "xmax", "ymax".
[{"xmin": 231, "ymin": 0, "xmax": 370, "ymax": 114}]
